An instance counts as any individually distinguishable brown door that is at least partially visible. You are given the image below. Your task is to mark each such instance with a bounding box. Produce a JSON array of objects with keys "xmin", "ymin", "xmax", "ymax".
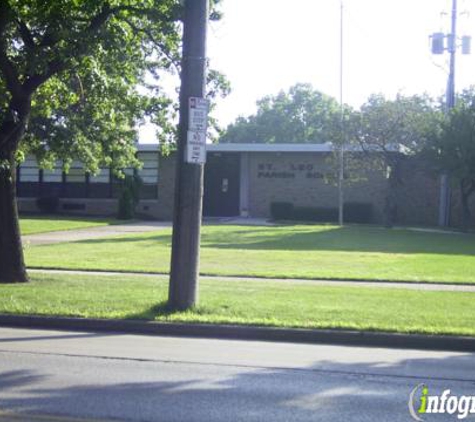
[{"xmin": 204, "ymin": 152, "xmax": 240, "ymax": 217}]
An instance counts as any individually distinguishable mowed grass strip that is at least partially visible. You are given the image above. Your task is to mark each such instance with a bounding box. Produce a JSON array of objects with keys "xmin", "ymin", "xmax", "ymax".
[
  {"xmin": 25, "ymin": 225, "xmax": 475, "ymax": 283},
  {"xmin": 0, "ymin": 272, "xmax": 474, "ymax": 336},
  {"xmin": 20, "ymin": 215, "xmax": 118, "ymax": 235}
]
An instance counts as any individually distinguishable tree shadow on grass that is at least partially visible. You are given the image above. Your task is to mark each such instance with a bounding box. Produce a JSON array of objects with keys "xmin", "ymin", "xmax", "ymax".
[
  {"xmin": 201, "ymin": 226, "xmax": 475, "ymax": 255},
  {"xmin": 62, "ymin": 225, "xmax": 475, "ymax": 256},
  {"xmin": 124, "ymin": 301, "xmax": 175, "ymax": 320},
  {"xmin": 124, "ymin": 301, "xmax": 215, "ymax": 322},
  {"xmin": 62, "ymin": 232, "xmax": 172, "ymax": 247}
]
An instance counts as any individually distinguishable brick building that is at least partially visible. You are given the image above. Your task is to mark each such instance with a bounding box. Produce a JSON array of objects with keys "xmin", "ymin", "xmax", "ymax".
[{"xmin": 16, "ymin": 143, "xmax": 474, "ymax": 228}]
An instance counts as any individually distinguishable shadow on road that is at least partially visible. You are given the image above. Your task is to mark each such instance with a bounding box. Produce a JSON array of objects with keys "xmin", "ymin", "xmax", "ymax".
[{"xmin": 0, "ymin": 350, "xmax": 474, "ymax": 421}]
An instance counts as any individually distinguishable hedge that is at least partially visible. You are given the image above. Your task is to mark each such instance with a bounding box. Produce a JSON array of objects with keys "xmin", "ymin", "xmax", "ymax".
[{"xmin": 270, "ymin": 201, "xmax": 373, "ymax": 224}]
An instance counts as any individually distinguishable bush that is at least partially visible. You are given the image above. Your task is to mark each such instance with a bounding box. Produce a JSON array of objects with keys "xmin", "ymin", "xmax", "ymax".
[
  {"xmin": 293, "ymin": 206, "xmax": 338, "ymax": 222},
  {"xmin": 36, "ymin": 196, "xmax": 59, "ymax": 214},
  {"xmin": 118, "ymin": 188, "xmax": 135, "ymax": 220},
  {"xmin": 270, "ymin": 201, "xmax": 374, "ymax": 223},
  {"xmin": 270, "ymin": 202, "xmax": 294, "ymax": 220},
  {"xmin": 344, "ymin": 202, "xmax": 373, "ymax": 224},
  {"xmin": 117, "ymin": 175, "xmax": 142, "ymax": 220}
]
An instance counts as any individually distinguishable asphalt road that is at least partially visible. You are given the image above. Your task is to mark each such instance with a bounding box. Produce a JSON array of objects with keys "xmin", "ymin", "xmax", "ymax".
[{"xmin": 0, "ymin": 327, "xmax": 474, "ymax": 422}]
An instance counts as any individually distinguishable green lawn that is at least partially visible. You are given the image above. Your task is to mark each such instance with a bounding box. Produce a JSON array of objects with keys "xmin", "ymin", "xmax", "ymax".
[
  {"xmin": 1, "ymin": 272, "xmax": 474, "ymax": 336},
  {"xmin": 20, "ymin": 215, "xmax": 119, "ymax": 235},
  {"xmin": 25, "ymin": 224, "xmax": 475, "ymax": 283}
]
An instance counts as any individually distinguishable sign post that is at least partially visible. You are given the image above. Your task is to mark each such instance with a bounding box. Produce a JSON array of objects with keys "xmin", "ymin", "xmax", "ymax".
[{"xmin": 186, "ymin": 97, "xmax": 208, "ymax": 164}]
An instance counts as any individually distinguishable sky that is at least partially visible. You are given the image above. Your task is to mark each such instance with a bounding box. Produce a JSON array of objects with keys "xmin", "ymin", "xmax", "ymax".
[
  {"xmin": 208, "ymin": 0, "xmax": 475, "ymax": 124},
  {"xmin": 140, "ymin": 0, "xmax": 475, "ymax": 141}
]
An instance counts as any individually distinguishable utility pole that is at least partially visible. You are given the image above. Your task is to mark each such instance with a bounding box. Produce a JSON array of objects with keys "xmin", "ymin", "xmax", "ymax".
[
  {"xmin": 169, "ymin": 0, "xmax": 209, "ymax": 310},
  {"xmin": 438, "ymin": 0, "xmax": 457, "ymax": 227},
  {"xmin": 447, "ymin": 0, "xmax": 457, "ymax": 111},
  {"xmin": 431, "ymin": 0, "xmax": 470, "ymax": 227}
]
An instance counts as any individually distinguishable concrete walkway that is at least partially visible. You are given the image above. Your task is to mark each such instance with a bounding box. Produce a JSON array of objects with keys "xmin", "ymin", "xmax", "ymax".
[
  {"xmin": 23, "ymin": 221, "xmax": 171, "ymax": 246},
  {"xmin": 22, "ymin": 218, "xmax": 273, "ymax": 246},
  {"xmin": 28, "ymin": 268, "xmax": 475, "ymax": 292}
]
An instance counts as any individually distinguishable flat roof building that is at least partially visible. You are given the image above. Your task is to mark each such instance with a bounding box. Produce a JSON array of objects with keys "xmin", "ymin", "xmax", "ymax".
[{"xmin": 16, "ymin": 143, "xmax": 472, "ymax": 228}]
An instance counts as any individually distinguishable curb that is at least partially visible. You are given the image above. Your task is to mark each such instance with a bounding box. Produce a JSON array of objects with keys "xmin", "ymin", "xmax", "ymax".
[{"xmin": 1, "ymin": 314, "xmax": 475, "ymax": 352}]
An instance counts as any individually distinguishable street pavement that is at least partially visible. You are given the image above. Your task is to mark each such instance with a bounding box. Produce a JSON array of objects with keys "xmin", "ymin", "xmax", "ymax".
[{"xmin": 0, "ymin": 327, "xmax": 474, "ymax": 421}]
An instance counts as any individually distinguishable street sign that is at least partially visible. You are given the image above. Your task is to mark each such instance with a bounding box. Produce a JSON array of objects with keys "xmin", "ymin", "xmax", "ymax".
[
  {"xmin": 188, "ymin": 97, "xmax": 209, "ymax": 131},
  {"xmin": 186, "ymin": 130, "xmax": 206, "ymax": 164},
  {"xmin": 186, "ymin": 97, "xmax": 208, "ymax": 164}
]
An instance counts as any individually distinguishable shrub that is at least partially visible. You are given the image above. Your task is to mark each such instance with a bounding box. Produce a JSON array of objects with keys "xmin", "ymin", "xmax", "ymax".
[
  {"xmin": 270, "ymin": 202, "xmax": 294, "ymax": 220},
  {"xmin": 118, "ymin": 188, "xmax": 134, "ymax": 220},
  {"xmin": 117, "ymin": 175, "xmax": 142, "ymax": 220},
  {"xmin": 270, "ymin": 201, "xmax": 374, "ymax": 224},
  {"xmin": 36, "ymin": 196, "xmax": 59, "ymax": 214},
  {"xmin": 293, "ymin": 206, "xmax": 338, "ymax": 222},
  {"xmin": 344, "ymin": 202, "xmax": 373, "ymax": 224}
]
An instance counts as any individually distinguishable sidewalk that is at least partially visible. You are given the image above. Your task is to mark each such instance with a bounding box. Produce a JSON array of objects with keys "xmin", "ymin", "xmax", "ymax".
[
  {"xmin": 28, "ymin": 268, "xmax": 475, "ymax": 292},
  {"xmin": 22, "ymin": 218, "xmax": 272, "ymax": 246},
  {"xmin": 23, "ymin": 221, "xmax": 171, "ymax": 246}
]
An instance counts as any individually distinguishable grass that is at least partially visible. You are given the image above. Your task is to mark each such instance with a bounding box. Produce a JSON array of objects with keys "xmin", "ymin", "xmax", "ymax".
[
  {"xmin": 0, "ymin": 272, "xmax": 474, "ymax": 336},
  {"xmin": 25, "ymin": 224, "xmax": 475, "ymax": 283},
  {"xmin": 20, "ymin": 215, "xmax": 120, "ymax": 235}
]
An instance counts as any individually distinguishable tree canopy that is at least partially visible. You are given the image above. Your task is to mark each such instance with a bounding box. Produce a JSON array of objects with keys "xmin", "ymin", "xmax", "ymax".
[
  {"xmin": 425, "ymin": 87, "xmax": 475, "ymax": 230},
  {"xmin": 0, "ymin": 0, "xmax": 227, "ymax": 171},
  {"xmin": 350, "ymin": 93, "xmax": 440, "ymax": 162},
  {"xmin": 2, "ymin": 1, "xmax": 173, "ymax": 170},
  {"xmin": 220, "ymin": 83, "xmax": 341, "ymax": 144},
  {"xmin": 0, "ymin": 0, "xmax": 224, "ymax": 283},
  {"xmin": 345, "ymin": 93, "xmax": 440, "ymax": 227}
]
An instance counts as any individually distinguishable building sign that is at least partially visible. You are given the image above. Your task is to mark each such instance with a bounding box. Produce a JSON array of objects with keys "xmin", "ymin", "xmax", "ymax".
[
  {"xmin": 186, "ymin": 97, "xmax": 209, "ymax": 164},
  {"xmin": 257, "ymin": 163, "xmax": 325, "ymax": 179}
]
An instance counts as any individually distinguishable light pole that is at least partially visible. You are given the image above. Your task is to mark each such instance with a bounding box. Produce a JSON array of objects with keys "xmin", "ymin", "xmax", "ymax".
[
  {"xmin": 430, "ymin": 0, "xmax": 471, "ymax": 227},
  {"xmin": 338, "ymin": 0, "xmax": 345, "ymax": 226}
]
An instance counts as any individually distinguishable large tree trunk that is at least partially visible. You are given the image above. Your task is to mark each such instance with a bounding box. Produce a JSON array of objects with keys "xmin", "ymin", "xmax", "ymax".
[
  {"xmin": 0, "ymin": 96, "xmax": 31, "ymax": 284},
  {"xmin": 0, "ymin": 148, "xmax": 28, "ymax": 283}
]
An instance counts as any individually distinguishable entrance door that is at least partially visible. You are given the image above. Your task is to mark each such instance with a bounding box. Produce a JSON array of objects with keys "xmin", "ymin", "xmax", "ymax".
[{"xmin": 204, "ymin": 152, "xmax": 240, "ymax": 217}]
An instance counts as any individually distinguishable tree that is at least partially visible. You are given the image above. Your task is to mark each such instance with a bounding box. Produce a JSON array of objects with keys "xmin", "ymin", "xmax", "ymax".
[
  {"xmin": 0, "ymin": 0, "xmax": 224, "ymax": 283},
  {"xmin": 349, "ymin": 94, "xmax": 440, "ymax": 228},
  {"xmin": 220, "ymin": 83, "xmax": 340, "ymax": 144},
  {"xmin": 426, "ymin": 87, "xmax": 475, "ymax": 231}
]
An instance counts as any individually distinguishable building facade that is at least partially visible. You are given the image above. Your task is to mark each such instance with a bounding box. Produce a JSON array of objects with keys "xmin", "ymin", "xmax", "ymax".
[
  {"xmin": 16, "ymin": 143, "xmax": 474, "ymax": 228},
  {"xmin": 17, "ymin": 144, "xmax": 161, "ymax": 217}
]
